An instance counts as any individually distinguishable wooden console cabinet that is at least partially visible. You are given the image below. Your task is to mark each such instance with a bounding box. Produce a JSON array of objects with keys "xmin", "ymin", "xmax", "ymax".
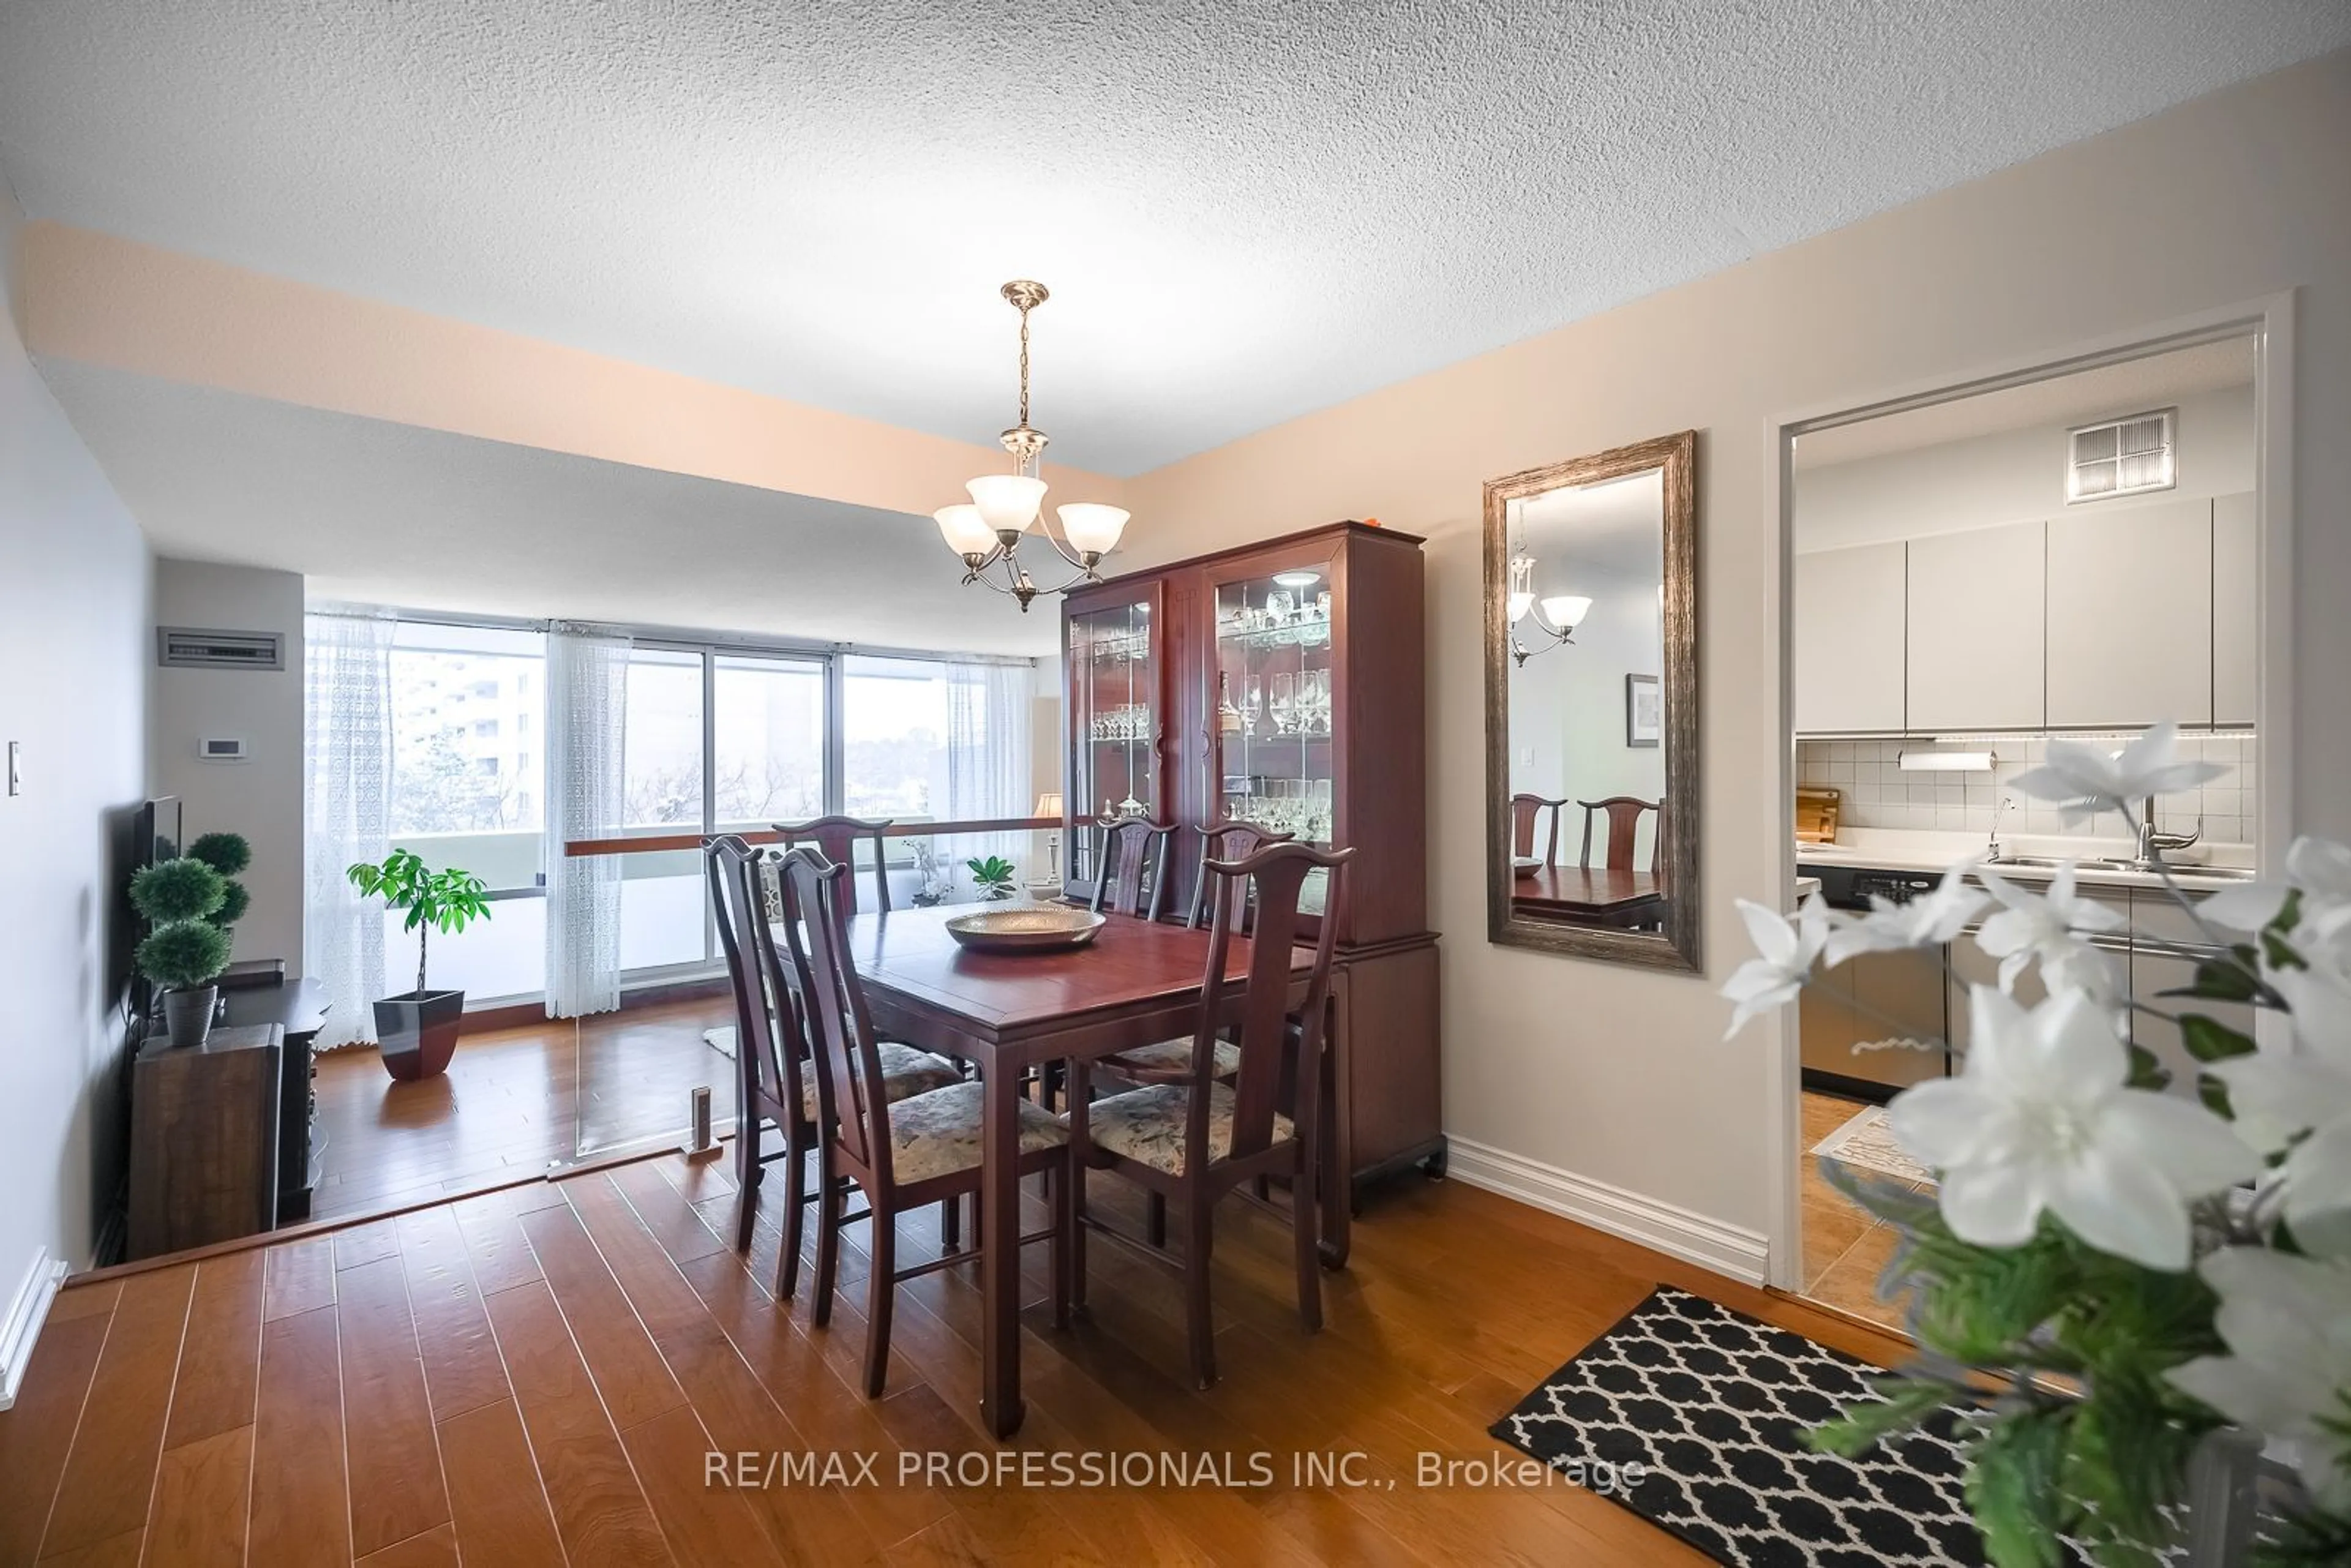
[
  {"xmin": 128, "ymin": 1025, "xmax": 281, "ymax": 1259},
  {"xmin": 1062, "ymin": 520, "xmax": 1444, "ymax": 1191}
]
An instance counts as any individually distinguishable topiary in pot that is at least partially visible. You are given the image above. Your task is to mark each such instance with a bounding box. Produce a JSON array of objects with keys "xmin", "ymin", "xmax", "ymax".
[
  {"xmin": 130, "ymin": 857, "xmax": 226, "ymax": 925},
  {"xmin": 136, "ymin": 917, "xmax": 231, "ymax": 1048},
  {"xmin": 187, "ymin": 832, "xmax": 252, "ymax": 934}
]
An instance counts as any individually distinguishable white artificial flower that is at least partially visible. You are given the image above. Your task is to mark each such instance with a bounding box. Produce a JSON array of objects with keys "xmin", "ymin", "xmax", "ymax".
[
  {"xmin": 2008, "ymin": 721, "xmax": 2225, "ymax": 827},
  {"xmin": 1722, "ymin": 896, "xmax": 1831, "ymax": 1040},
  {"xmin": 2167, "ymin": 1247, "xmax": 2351, "ymax": 1510},
  {"xmin": 2210, "ymin": 962, "xmax": 2351, "ymax": 1255},
  {"xmin": 1973, "ymin": 865, "xmax": 2126, "ymax": 1002},
  {"xmin": 1824, "ymin": 864, "xmax": 1989, "ymax": 966},
  {"xmin": 1886, "ymin": 986, "xmax": 2258, "ymax": 1269},
  {"xmin": 2202, "ymin": 835, "xmax": 2351, "ymax": 934}
]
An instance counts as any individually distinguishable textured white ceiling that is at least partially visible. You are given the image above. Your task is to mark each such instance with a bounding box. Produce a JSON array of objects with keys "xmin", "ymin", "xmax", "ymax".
[
  {"xmin": 4, "ymin": 2, "xmax": 2344, "ymax": 476},
  {"xmin": 42, "ymin": 363, "xmax": 1060, "ymax": 657}
]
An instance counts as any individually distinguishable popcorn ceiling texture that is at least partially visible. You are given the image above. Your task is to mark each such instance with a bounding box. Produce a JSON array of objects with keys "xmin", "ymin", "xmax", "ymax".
[
  {"xmin": 1799, "ymin": 734, "xmax": 2258, "ymax": 847},
  {"xmin": 1, "ymin": 2, "xmax": 2345, "ymax": 476}
]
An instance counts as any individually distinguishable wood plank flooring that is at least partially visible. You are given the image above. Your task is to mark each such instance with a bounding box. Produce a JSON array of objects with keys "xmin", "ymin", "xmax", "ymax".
[
  {"xmin": 9, "ymin": 1147, "xmax": 1907, "ymax": 1566},
  {"xmin": 308, "ymin": 1000, "xmax": 738, "ymax": 1224},
  {"xmin": 1797, "ymin": 1090, "xmax": 1921, "ymax": 1331}
]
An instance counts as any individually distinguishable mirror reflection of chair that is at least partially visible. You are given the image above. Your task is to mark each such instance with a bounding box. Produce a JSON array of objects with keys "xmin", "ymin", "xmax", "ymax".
[
  {"xmin": 1577, "ymin": 796, "xmax": 1667, "ymax": 931},
  {"xmin": 1510, "ymin": 793, "xmax": 1569, "ymax": 867}
]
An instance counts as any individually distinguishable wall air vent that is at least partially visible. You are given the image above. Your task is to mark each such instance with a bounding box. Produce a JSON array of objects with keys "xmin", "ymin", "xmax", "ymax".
[
  {"xmin": 157, "ymin": 626, "xmax": 285, "ymax": 671},
  {"xmin": 2067, "ymin": 407, "xmax": 2176, "ymax": 504}
]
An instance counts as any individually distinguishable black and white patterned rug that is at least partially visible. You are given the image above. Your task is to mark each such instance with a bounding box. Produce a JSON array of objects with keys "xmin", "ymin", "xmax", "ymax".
[{"xmin": 1491, "ymin": 1288, "xmax": 1992, "ymax": 1566}]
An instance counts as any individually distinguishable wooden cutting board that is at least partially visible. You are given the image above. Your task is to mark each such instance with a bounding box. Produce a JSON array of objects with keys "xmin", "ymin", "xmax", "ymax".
[{"xmin": 1796, "ymin": 787, "xmax": 1841, "ymax": 844}]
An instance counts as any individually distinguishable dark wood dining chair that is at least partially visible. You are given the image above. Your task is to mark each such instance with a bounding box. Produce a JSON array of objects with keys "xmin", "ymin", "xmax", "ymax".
[
  {"xmin": 779, "ymin": 847, "xmax": 1075, "ymax": 1398},
  {"xmin": 1063, "ymin": 841, "xmax": 1352, "ymax": 1390},
  {"xmin": 1087, "ymin": 817, "xmax": 1177, "ymax": 920},
  {"xmin": 1511, "ymin": 792, "xmax": 1569, "ymax": 867},
  {"xmin": 1183, "ymin": 822, "xmax": 1293, "ymax": 930},
  {"xmin": 1577, "ymin": 796, "xmax": 1665, "ymax": 873},
  {"xmin": 707, "ymin": 836, "xmax": 963, "ymax": 1291},
  {"xmin": 1576, "ymin": 796, "xmax": 1668, "ymax": 931},
  {"xmin": 773, "ymin": 814, "xmax": 894, "ymax": 915}
]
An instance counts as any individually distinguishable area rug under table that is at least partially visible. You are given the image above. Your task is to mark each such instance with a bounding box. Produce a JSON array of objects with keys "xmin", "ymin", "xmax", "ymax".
[{"xmin": 1491, "ymin": 1287, "xmax": 1989, "ymax": 1566}]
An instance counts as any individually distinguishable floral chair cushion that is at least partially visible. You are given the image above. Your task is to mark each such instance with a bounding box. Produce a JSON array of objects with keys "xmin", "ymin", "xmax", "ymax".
[
  {"xmin": 797, "ymin": 1041, "xmax": 964, "ymax": 1123},
  {"xmin": 1101, "ymin": 1036, "xmax": 1242, "ymax": 1079},
  {"xmin": 1076, "ymin": 1082, "xmax": 1293, "ymax": 1177},
  {"xmin": 882, "ymin": 1079, "xmax": 1068, "ymax": 1185}
]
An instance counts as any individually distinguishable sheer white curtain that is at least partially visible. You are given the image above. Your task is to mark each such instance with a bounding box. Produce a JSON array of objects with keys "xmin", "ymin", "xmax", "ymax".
[
  {"xmin": 945, "ymin": 661, "xmax": 1032, "ymax": 897},
  {"xmin": 303, "ymin": 611, "xmax": 395, "ymax": 1048},
  {"xmin": 546, "ymin": 628, "xmax": 630, "ymax": 1017}
]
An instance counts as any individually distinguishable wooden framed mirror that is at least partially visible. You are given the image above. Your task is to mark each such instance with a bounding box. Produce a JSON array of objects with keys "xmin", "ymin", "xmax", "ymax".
[{"xmin": 1484, "ymin": 430, "xmax": 1700, "ymax": 971}]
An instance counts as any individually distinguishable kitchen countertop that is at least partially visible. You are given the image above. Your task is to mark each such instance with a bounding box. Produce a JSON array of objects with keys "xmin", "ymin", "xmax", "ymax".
[{"xmin": 1796, "ymin": 829, "xmax": 2256, "ymax": 895}]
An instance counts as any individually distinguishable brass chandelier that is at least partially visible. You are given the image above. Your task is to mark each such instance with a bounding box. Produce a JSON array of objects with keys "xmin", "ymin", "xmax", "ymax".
[{"xmin": 933, "ymin": 280, "xmax": 1130, "ymax": 612}]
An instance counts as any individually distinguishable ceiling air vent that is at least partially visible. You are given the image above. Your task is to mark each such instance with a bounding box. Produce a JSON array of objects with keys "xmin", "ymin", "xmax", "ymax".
[
  {"xmin": 2067, "ymin": 407, "xmax": 2176, "ymax": 504},
  {"xmin": 157, "ymin": 626, "xmax": 284, "ymax": 671}
]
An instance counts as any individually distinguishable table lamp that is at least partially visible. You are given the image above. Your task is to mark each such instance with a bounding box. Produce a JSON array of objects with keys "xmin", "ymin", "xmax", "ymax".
[{"xmin": 1035, "ymin": 792, "xmax": 1066, "ymax": 884}]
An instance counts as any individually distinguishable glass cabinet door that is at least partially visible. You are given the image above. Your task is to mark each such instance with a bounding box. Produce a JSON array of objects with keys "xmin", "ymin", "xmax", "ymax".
[
  {"xmin": 1066, "ymin": 590, "xmax": 1161, "ymax": 883},
  {"xmin": 1210, "ymin": 552, "xmax": 1339, "ymax": 912}
]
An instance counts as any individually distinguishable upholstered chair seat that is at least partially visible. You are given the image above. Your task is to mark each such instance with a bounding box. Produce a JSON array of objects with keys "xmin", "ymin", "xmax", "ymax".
[
  {"xmin": 801, "ymin": 1042, "xmax": 964, "ymax": 1123},
  {"xmin": 882, "ymin": 1079, "xmax": 1069, "ymax": 1185},
  {"xmin": 1078, "ymin": 1082, "xmax": 1294, "ymax": 1177},
  {"xmin": 1100, "ymin": 1036, "xmax": 1242, "ymax": 1079}
]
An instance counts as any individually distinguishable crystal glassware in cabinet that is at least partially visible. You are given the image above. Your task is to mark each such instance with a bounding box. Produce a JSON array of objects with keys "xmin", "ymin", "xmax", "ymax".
[{"xmin": 1064, "ymin": 590, "xmax": 1163, "ymax": 884}]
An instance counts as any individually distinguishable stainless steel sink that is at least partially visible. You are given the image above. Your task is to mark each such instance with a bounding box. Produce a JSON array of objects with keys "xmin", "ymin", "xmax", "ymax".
[{"xmin": 2185, "ymin": 865, "xmax": 2259, "ymax": 881}]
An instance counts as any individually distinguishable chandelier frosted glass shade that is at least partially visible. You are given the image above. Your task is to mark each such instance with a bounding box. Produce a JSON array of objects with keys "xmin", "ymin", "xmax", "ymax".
[
  {"xmin": 934, "ymin": 503, "xmax": 997, "ymax": 557},
  {"xmin": 1541, "ymin": 594, "xmax": 1593, "ymax": 629},
  {"xmin": 966, "ymin": 474, "xmax": 1048, "ymax": 533},
  {"xmin": 1056, "ymin": 503, "xmax": 1130, "ymax": 557}
]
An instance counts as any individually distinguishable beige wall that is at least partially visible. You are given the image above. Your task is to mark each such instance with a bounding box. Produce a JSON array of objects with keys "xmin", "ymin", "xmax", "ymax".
[
  {"xmin": 151, "ymin": 560, "xmax": 305, "ymax": 973},
  {"xmin": 1123, "ymin": 51, "xmax": 2350, "ymax": 1239}
]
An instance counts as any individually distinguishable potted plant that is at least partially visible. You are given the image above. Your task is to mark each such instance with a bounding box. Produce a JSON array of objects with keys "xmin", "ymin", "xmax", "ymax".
[
  {"xmin": 130, "ymin": 856, "xmax": 232, "ymax": 1048},
  {"xmin": 187, "ymin": 831, "xmax": 252, "ymax": 932},
  {"xmin": 964, "ymin": 854, "xmax": 1019, "ymax": 902},
  {"xmin": 346, "ymin": 849, "xmax": 492, "ymax": 1082}
]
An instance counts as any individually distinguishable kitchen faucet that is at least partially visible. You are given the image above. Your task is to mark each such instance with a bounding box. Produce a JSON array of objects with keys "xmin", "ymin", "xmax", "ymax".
[
  {"xmin": 2134, "ymin": 795, "xmax": 2202, "ymax": 871},
  {"xmin": 1986, "ymin": 793, "xmax": 2014, "ymax": 863}
]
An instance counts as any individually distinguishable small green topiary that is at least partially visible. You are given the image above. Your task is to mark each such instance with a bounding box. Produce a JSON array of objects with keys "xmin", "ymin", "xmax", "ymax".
[
  {"xmin": 210, "ymin": 879, "xmax": 251, "ymax": 928},
  {"xmin": 130, "ymin": 857, "xmax": 227, "ymax": 924},
  {"xmin": 188, "ymin": 831, "xmax": 252, "ymax": 877},
  {"xmin": 135, "ymin": 918, "xmax": 231, "ymax": 991}
]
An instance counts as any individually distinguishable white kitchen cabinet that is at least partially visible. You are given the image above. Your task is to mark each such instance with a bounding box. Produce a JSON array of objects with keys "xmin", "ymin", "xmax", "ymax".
[
  {"xmin": 1907, "ymin": 521, "xmax": 2045, "ymax": 731},
  {"xmin": 1793, "ymin": 542, "xmax": 1907, "ymax": 733},
  {"xmin": 2045, "ymin": 497, "xmax": 2213, "ymax": 727},
  {"xmin": 2212, "ymin": 491, "xmax": 2258, "ymax": 727}
]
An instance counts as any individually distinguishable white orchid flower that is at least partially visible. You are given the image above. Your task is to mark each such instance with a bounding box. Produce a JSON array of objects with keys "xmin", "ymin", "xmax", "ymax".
[
  {"xmin": 2210, "ymin": 963, "xmax": 2351, "ymax": 1255},
  {"xmin": 1887, "ymin": 986, "xmax": 2257, "ymax": 1269},
  {"xmin": 1722, "ymin": 896, "xmax": 1831, "ymax": 1040},
  {"xmin": 2166, "ymin": 1247, "xmax": 2351, "ymax": 1510},
  {"xmin": 2008, "ymin": 721, "xmax": 2225, "ymax": 827},
  {"xmin": 1824, "ymin": 864, "xmax": 1989, "ymax": 966},
  {"xmin": 2202, "ymin": 835, "xmax": 2351, "ymax": 934},
  {"xmin": 1973, "ymin": 865, "xmax": 2125, "ymax": 1003}
]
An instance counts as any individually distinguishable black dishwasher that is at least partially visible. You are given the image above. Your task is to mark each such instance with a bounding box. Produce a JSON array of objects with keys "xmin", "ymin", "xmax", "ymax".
[{"xmin": 1796, "ymin": 863, "xmax": 1951, "ymax": 1103}]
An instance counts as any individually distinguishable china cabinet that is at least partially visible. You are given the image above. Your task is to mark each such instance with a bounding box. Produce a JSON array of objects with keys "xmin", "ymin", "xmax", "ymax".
[{"xmin": 1060, "ymin": 520, "xmax": 1444, "ymax": 1191}]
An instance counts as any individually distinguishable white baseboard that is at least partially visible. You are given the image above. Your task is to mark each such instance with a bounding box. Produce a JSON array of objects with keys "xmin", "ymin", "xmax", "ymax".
[
  {"xmin": 0, "ymin": 1248, "xmax": 72, "ymax": 1412},
  {"xmin": 1444, "ymin": 1136, "xmax": 1771, "ymax": 1286}
]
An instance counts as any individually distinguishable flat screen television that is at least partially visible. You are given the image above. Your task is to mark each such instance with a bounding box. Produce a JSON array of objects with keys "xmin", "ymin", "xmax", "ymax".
[{"xmin": 122, "ymin": 796, "xmax": 182, "ymax": 1024}]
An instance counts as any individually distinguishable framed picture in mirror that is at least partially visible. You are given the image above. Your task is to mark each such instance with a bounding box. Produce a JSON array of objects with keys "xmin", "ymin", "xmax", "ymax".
[{"xmin": 1483, "ymin": 430, "xmax": 1700, "ymax": 972}]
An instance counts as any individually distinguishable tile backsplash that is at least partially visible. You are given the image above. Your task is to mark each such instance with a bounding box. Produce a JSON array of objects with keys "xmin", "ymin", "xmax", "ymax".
[{"xmin": 1796, "ymin": 733, "xmax": 2258, "ymax": 846}]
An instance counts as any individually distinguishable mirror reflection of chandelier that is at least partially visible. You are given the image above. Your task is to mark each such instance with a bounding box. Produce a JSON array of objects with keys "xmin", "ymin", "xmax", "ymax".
[
  {"xmin": 932, "ymin": 280, "xmax": 1131, "ymax": 612},
  {"xmin": 1505, "ymin": 545, "xmax": 1592, "ymax": 666}
]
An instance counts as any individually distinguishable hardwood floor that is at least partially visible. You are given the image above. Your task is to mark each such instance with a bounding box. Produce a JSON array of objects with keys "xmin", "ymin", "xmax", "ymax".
[
  {"xmin": 7, "ymin": 1151, "xmax": 1906, "ymax": 1566},
  {"xmin": 308, "ymin": 1000, "xmax": 740, "ymax": 1224},
  {"xmin": 1797, "ymin": 1090, "xmax": 1922, "ymax": 1332}
]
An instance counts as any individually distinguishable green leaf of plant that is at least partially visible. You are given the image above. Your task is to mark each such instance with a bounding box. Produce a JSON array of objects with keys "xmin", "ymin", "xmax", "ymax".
[
  {"xmin": 2182, "ymin": 958, "xmax": 2259, "ymax": 1003},
  {"xmin": 2124, "ymin": 1043, "xmax": 2170, "ymax": 1091},
  {"xmin": 2178, "ymin": 1015, "xmax": 2258, "ymax": 1063},
  {"xmin": 1968, "ymin": 1407, "xmax": 2070, "ymax": 1568},
  {"xmin": 1805, "ymin": 1376, "xmax": 1955, "ymax": 1458}
]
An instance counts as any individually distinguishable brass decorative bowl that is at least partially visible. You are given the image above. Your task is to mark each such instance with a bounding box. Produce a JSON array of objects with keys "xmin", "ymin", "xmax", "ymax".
[
  {"xmin": 1512, "ymin": 856, "xmax": 1544, "ymax": 879},
  {"xmin": 945, "ymin": 906, "xmax": 1107, "ymax": 954}
]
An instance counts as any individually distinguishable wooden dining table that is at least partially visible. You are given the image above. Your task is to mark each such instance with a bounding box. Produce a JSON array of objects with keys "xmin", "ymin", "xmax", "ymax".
[
  {"xmin": 1512, "ymin": 864, "xmax": 1664, "ymax": 920},
  {"xmin": 817, "ymin": 903, "xmax": 1323, "ymax": 1439}
]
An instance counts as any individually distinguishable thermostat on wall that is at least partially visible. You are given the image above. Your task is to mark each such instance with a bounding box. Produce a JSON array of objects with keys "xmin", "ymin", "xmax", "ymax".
[{"xmin": 198, "ymin": 737, "xmax": 249, "ymax": 762}]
